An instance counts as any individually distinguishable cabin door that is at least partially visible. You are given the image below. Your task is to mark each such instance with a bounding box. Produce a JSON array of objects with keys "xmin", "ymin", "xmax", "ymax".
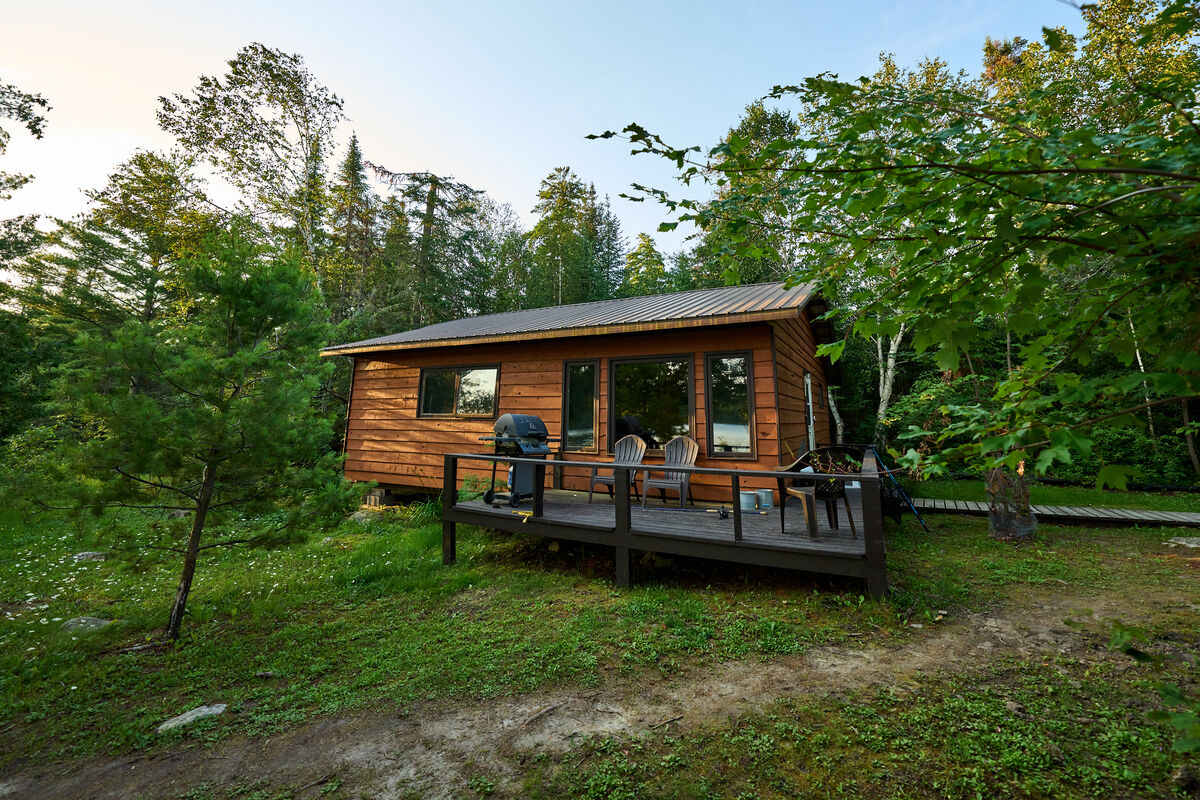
[{"xmin": 804, "ymin": 372, "xmax": 817, "ymax": 451}]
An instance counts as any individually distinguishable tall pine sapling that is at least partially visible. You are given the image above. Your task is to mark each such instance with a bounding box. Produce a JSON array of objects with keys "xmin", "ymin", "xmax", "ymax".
[{"xmin": 65, "ymin": 224, "xmax": 355, "ymax": 639}]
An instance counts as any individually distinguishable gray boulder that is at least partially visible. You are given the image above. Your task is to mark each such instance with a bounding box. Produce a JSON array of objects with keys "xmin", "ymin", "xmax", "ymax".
[
  {"xmin": 72, "ymin": 552, "xmax": 107, "ymax": 562},
  {"xmin": 157, "ymin": 703, "xmax": 227, "ymax": 733},
  {"xmin": 62, "ymin": 616, "xmax": 112, "ymax": 632},
  {"xmin": 1165, "ymin": 537, "xmax": 1200, "ymax": 548}
]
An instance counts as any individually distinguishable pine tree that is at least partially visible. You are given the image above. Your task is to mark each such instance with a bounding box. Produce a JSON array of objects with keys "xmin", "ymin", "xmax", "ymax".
[
  {"xmin": 325, "ymin": 134, "xmax": 378, "ymax": 323},
  {"xmin": 59, "ymin": 225, "xmax": 353, "ymax": 639},
  {"xmin": 624, "ymin": 233, "xmax": 670, "ymax": 296}
]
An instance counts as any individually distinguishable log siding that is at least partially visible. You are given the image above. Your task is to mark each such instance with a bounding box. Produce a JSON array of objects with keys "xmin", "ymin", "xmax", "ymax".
[{"xmin": 343, "ymin": 320, "xmax": 830, "ymax": 502}]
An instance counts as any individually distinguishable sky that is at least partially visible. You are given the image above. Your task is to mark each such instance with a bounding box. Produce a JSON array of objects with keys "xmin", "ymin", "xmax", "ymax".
[{"xmin": 2, "ymin": 0, "xmax": 1086, "ymax": 253}]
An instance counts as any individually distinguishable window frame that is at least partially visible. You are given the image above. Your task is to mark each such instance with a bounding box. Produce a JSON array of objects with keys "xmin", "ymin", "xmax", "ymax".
[
  {"xmin": 416, "ymin": 364, "xmax": 501, "ymax": 419},
  {"xmin": 607, "ymin": 353, "xmax": 695, "ymax": 454},
  {"xmin": 561, "ymin": 359, "xmax": 600, "ymax": 453},
  {"xmin": 703, "ymin": 350, "xmax": 757, "ymax": 460}
]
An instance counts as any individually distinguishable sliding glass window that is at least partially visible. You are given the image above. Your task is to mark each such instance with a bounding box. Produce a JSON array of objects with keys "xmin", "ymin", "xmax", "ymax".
[
  {"xmin": 610, "ymin": 356, "xmax": 692, "ymax": 450},
  {"xmin": 705, "ymin": 352, "xmax": 753, "ymax": 458}
]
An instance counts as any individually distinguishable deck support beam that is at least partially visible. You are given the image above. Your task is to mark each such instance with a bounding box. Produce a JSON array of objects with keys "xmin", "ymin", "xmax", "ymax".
[
  {"xmin": 614, "ymin": 466, "xmax": 632, "ymax": 587},
  {"xmin": 442, "ymin": 454, "xmax": 458, "ymax": 565},
  {"xmin": 861, "ymin": 452, "xmax": 887, "ymax": 598}
]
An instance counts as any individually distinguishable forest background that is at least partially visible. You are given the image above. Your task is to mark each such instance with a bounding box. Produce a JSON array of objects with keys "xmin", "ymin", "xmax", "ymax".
[{"xmin": 2, "ymin": 0, "xmax": 1197, "ymax": 514}]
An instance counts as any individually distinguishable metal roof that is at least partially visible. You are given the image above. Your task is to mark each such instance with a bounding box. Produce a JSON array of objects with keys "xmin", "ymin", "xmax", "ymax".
[{"xmin": 321, "ymin": 281, "xmax": 817, "ymax": 356}]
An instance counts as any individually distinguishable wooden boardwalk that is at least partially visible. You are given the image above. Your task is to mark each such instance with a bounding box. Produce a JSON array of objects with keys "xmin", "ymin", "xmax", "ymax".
[
  {"xmin": 911, "ymin": 497, "xmax": 1200, "ymax": 527},
  {"xmin": 441, "ymin": 453, "xmax": 889, "ymax": 595}
]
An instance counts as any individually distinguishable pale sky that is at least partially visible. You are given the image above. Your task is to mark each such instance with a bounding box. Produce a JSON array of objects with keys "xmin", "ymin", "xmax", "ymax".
[{"xmin": 2, "ymin": 0, "xmax": 1084, "ymax": 253}]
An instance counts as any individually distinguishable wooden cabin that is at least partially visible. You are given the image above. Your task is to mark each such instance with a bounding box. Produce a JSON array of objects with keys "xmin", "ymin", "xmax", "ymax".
[{"xmin": 321, "ymin": 282, "xmax": 838, "ymax": 502}]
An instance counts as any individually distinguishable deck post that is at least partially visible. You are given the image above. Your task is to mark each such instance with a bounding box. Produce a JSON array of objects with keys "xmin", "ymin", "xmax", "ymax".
[
  {"xmin": 533, "ymin": 462, "xmax": 546, "ymax": 518},
  {"xmin": 731, "ymin": 474, "xmax": 742, "ymax": 541},
  {"xmin": 614, "ymin": 466, "xmax": 632, "ymax": 588},
  {"xmin": 860, "ymin": 453, "xmax": 887, "ymax": 597},
  {"xmin": 442, "ymin": 454, "xmax": 457, "ymax": 565}
]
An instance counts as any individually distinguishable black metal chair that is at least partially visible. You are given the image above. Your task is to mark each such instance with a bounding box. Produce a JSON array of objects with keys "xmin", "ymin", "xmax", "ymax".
[
  {"xmin": 776, "ymin": 446, "xmax": 861, "ymax": 538},
  {"xmin": 588, "ymin": 434, "xmax": 647, "ymax": 503},
  {"xmin": 642, "ymin": 436, "xmax": 699, "ymax": 508}
]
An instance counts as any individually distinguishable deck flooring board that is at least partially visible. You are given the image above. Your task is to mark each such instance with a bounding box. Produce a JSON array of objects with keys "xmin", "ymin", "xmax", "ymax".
[{"xmin": 451, "ymin": 488, "xmax": 867, "ymax": 557}]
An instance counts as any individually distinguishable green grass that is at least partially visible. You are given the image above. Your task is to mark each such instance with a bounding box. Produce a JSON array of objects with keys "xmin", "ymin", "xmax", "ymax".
[
  {"xmin": 904, "ymin": 477, "xmax": 1200, "ymax": 513},
  {"xmin": 526, "ymin": 654, "xmax": 1200, "ymax": 799},
  {"xmin": 0, "ymin": 506, "xmax": 909, "ymax": 768},
  {"xmin": 1, "ymin": 500, "xmax": 1197, "ymax": 789}
]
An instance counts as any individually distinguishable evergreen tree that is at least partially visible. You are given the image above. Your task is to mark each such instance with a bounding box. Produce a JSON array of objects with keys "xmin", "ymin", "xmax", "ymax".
[
  {"xmin": 623, "ymin": 233, "xmax": 670, "ymax": 296},
  {"xmin": 529, "ymin": 166, "xmax": 588, "ymax": 306},
  {"xmin": 14, "ymin": 150, "xmax": 213, "ymax": 335},
  {"xmin": 528, "ymin": 167, "xmax": 623, "ymax": 306},
  {"xmin": 325, "ymin": 134, "xmax": 378, "ymax": 324},
  {"xmin": 55, "ymin": 225, "xmax": 354, "ymax": 639}
]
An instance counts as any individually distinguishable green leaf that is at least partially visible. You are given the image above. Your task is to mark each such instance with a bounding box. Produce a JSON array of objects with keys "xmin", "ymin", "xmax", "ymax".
[
  {"xmin": 1044, "ymin": 27, "xmax": 1068, "ymax": 53},
  {"xmin": 1095, "ymin": 464, "xmax": 1131, "ymax": 491}
]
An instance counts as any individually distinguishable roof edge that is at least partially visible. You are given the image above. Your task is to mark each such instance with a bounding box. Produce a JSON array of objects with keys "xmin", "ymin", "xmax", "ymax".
[{"xmin": 319, "ymin": 306, "xmax": 809, "ymax": 357}]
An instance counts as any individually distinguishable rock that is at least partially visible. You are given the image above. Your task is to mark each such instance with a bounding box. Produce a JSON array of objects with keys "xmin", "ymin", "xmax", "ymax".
[
  {"xmin": 1004, "ymin": 699, "xmax": 1026, "ymax": 714},
  {"xmin": 73, "ymin": 551, "xmax": 107, "ymax": 562},
  {"xmin": 254, "ymin": 670, "xmax": 277, "ymax": 679},
  {"xmin": 1165, "ymin": 537, "xmax": 1200, "ymax": 549},
  {"xmin": 168, "ymin": 509, "xmax": 189, "ymax": 519},
  {"xmin": 62, "ymin": 616, "xmax": 112, "ymax": 632},
  {"xmin": 1173, "ymin": 764, "xmax": 1197, "ymax": 791},
  {"xmin": 351, "ymin": 509, "xmax": 378, "ymax": 523},
  {"xmin": 156, "ymin": 703, "xmax": 227, "ymax": 733}
]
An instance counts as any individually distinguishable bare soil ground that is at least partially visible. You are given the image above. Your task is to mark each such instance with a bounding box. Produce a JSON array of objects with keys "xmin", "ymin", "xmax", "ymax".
[{"xmin": 6, "ymin": 588, "xmax": 1185, "ymax": 800}]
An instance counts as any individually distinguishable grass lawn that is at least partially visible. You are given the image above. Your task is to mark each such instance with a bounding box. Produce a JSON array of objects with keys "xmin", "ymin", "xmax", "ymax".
[
  {"xmin": 903, "ymin": 477, "xmax": 1200, "ymax": 513},
  {"xmin": 2, "ymin": 501, "xmax": 1198, "ymax": 798}
]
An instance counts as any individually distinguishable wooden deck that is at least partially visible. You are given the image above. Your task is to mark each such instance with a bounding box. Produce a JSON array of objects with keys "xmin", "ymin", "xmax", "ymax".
[
  {"xmin": 440, "ymin": 453, "xmax": 888, "ymax": 595},
  {"xmin": 911, "ymin": 497, "xmax": 1200, "ymax": 527}
]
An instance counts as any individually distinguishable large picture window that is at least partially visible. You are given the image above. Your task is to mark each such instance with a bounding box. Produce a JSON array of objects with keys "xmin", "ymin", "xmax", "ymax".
[
  {"xmin": 611, "ymin": 356, "xmax": 691, "ymax": 450},
  {"xmin": 563, "ymin": 361, "xmax": 598, "ymax": 450},
  {"xmin": 418, "ymin": 365, "xmax": 499, "ymax": 418},
  {"xmin": 705, "ymin": 352, "xmax": 753, "ymax": 457}
]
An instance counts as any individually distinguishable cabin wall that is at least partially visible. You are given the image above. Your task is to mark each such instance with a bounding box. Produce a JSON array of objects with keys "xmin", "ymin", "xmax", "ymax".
[
  {"xmin": 770, "ymin": 316, "xmax": 833, "ymax": 461},
  {"xmin": 343, "ymin": 321, "xmax": 821, "ymax": 502}
]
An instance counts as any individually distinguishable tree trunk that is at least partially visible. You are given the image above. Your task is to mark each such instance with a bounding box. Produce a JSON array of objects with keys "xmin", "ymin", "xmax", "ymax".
[
  {"xmin": 874, "ymin": 322, "xmax": 906, "ymax": 445},
  {"xmin": 166, "ymin": 463, "xmax": 215, "ymax": 640},
  {"xmin": 1184, "ymin": 399, "xmax": 1200, "ymax": 478},
  {"xmin": 828, "ymin": 386, "xmax": 846, "ymax": 445},
  {"xmin": 1127, "ymin": 313, "xmax": 1156, "ymax": 441}
]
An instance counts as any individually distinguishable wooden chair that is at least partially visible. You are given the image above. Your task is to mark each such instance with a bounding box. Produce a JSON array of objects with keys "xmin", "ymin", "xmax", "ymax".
[
  {"xmin": 588, "ymin": 434, "xmax": 647, "ymax": 503},
  {"xmin": 775, "ymin": 447, "xmax": 860, "ymax": 539},
  {"xmin": 642, "ymin": 436, "xmax": 700, "ymax": 508}
]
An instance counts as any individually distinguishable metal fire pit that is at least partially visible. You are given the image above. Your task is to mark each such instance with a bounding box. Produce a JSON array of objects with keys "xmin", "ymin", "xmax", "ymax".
[{"xmin": 479, "ymin": 413, "xmax": 557, "ymax": 507}]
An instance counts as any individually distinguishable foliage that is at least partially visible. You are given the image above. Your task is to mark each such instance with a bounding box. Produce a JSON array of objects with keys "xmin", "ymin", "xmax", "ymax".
[
  {"xmin": 40, "ymin": 225, "xmax": 357, "ymax": 638},
  {"xmin": 528, "ymin": 166, "xmax": 626, "ymax": 306},
  {"xmin": 0, "ymin": 77, "xmax": 50, "ymax": 265},
  {"xmin": 594, "ymin": 0, "xmax": 1200, "ymax": 480},
  {"xmin": 157, "ymin": 43, "xmax": 345, "ymax": 265},
  {"xmin": 13, "ymin": 150, "xmax": 216, "ymax": 334},
  {"xmin": 622, "ymin": 233, "xmax": 670, "ymax": 295}
]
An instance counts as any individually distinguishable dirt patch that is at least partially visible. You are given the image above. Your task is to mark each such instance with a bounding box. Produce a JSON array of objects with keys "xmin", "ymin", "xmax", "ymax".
[{"xmin": 10, "ymin": 588, "xmax": 1185, "ymax": 800}]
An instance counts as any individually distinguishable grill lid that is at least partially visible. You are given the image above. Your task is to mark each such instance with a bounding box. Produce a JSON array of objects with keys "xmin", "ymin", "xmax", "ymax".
[{"xmin": 494, "ymin": 413, "xmax": 550, "ymax": 440}]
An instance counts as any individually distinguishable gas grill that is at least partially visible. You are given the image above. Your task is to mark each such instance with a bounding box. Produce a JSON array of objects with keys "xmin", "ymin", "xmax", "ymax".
[{"xmin": 479, "ymin": 414, "xmax": 557, "ymax": 507}]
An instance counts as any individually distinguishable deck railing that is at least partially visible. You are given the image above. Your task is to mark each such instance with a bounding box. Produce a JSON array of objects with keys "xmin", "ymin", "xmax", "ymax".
[{"xmin": 441, "ymin": 451, "xmax": 888, "ymax": 595}]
